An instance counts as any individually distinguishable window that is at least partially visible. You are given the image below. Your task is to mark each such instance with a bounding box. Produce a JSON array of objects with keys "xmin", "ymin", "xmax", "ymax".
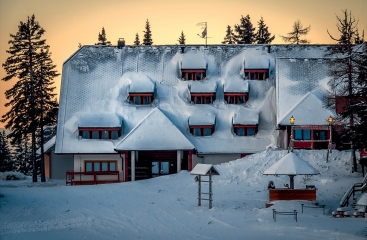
[
  {"xmin": 294, "ymin": 129, "xmax": 311, "ymax": 140},
  {"xmin": 181, "ymin": 70, "xmax": 206, "ymax": 80},
  {"xmin": 224, "ymin": 93, "xmax": 248, "ymax": 104},
  {"xmin": 85, "ymin": 161, "xmax": 117, "ymax": 172},
  {"xmin": 79, "ymin": 128, "xmax": 121, "ymax": 140},
  {"xmin": 191, "ymin": 94, "xmax": 215, "ymax": 104},
  {"xmin": 190, "ymin": 126, "xmax": 214, "ymax": 136},
  {"xmin": 244, "ymin": 70, "xmax": 268, "ymax": 80},
  {"xmin": 314, "ymin": 130, "xmax": 327, "ymax": 140},
  {"xmin": 129, "ymin": 93, "xmax": 154, "ymax": 105},
  {"xmin": 233, "ymin": 126, "xmax": 257, "ymax": 136}
]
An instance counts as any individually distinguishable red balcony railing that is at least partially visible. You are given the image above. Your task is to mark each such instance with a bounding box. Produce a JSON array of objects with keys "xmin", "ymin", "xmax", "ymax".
[{"xmin": 66, "ymin": 170, "xmax": 120, "ymax": 185}]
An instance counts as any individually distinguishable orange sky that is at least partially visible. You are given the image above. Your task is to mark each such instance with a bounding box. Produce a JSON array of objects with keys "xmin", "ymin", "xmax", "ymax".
[{"xmin": 0, "ymin": 0, "xmax": 366, "ymax": 128}]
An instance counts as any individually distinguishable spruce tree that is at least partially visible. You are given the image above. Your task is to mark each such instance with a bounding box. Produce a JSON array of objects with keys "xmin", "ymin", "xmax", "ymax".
[
  {"xmin": 178, "ymin": 31, "xmax": 186, "ymax": 44},
  {"xmin": 134, "ymin": 33, "xmax": 140, "ymax": 46},
  {"xmin": 222, "ymin": 25, "xmax": 236, "ymax": 44},
  {"xmin": 12, "ymin": 134, "xmax": 32, "ymax": 175},
  {"xmin": 325, "ymin": 10, "xmax": 364, "ymax": 172},
  {"xmin": 255, "ymin": 17, "xmax": 275, "ymax": 44},
  {"xmin": 234, "ymin": 15, "xmax": 256, "ymax": 44},
  {"xmin": 0, "ymin": 130, "xmax": 13, "ymax": 172},
  {"xmin": 143, "ymin": 19, "xmax": 153, "ymax": 46},
  {"xmin": 97, "ymin": 27, "xmax": 111, "ymax": 45},
  {"xmin": 2, "ymin": 15, "xmax": 59, "ymax": 182},
  {"xmin": 281, "ymin": 20, "xmax": 311, "ymax": 44}
]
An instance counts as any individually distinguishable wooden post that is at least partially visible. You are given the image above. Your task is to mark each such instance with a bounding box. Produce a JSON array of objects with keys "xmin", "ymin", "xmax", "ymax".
[
  {"xmin": 177, "ymin": 151, "xmax": 181, "ymax": 173},
  {"xmin": 131, "ymin": 151, "xmax": 135, "ymax": 181},
  {"xmin": 198, "ymin": 175, "xmax": 201, "ymax": 206},
  {"xmin": 290, "ymin": 175, "xmax": 295, "ymax": 189},
  {"xmin": 209, "ymin": 171, "xmax": 213, "ymax": 209}
]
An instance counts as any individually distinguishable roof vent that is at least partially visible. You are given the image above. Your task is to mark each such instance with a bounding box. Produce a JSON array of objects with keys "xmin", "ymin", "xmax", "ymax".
[{"xmin": 117, "ymin": 38, "xmax": 125, "ymax": 49}]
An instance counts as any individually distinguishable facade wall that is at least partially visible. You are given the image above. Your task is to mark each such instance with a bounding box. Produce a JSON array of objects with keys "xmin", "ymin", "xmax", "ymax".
[
  {"xmin": 50, "ymin": 151, "xmax": 74, "ymax": 179},
  {"xmin": 73, "ymin": 154, "xmax": 124, "ymax": 182},
  {"xmin": 192, "ymin": 154, "xmax": 242, "ymax": 169}
]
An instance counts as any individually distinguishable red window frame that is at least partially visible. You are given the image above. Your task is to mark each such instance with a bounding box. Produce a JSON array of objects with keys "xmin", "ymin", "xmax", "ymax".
[
  {"xmin": 233, "ymin": 125, "xmax": 257, "ymax": 136},
  {"xmin": 129, "ymin": 93, "xmax": 154, "ymax": 105},
  {"xmin": 79, "ymin": 128, "xmax": 121, "ymax": 140},
  {"xmin": 224, "ymin": 93, "xmax": 248, "ymax": 104},
  {"xmin": 181, "ymin": 70, "xmax": 206, "ymax": 80},
  {"xmin": 191, "ymin": 93, "xmax": 215, "ymax": 104},
  {"xmin": 244, "ymin": 69, "xmax": 268, "ymax": 80},
  {"xmin": 189, "ymin": 126, "xmax": 214, "ymax": 136},
  {"xmin": 85, "ymin": 161, "xmax": 117, "ymax": 172}
]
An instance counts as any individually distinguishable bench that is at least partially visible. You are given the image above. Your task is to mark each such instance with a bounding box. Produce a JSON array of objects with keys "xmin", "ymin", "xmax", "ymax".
[
  {"xmin": 301, "ymin": 203, "xmax": 325, "ymax": 215},
  {"xmin": 336, "ymin": 207, "xmax": 352, "ymax": 217},
  {"xmin": 272, "ymin": 209, "xmax": 298, "ymax": 222}
]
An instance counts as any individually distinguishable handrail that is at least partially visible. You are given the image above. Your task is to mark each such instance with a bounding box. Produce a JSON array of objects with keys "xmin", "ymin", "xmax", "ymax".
[
  {"xmin": 340, "ymin": 174, "xmax": 367, "ymax": 207},
  {"xmin": 340, "ymin": 184, "xmax": 354, "ymax": 207},
  {"xmin": 66, "ymin": 170, "xmax": 120, "ymax": 185}
]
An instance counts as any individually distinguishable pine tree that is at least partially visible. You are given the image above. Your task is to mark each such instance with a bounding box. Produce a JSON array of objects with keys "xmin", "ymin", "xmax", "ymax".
[
  {"xmin": 255, "ymin": 17, "xmax": 275, "ymax": 44},
  {"xmin": 222, "ymin": 25, "xmax": 236, "ymax": 44},
  {"xmin": 96, "ymin": 27, "xmax": 111, "ymax": 45},
  {"xmin": 234, "ymin": 15, "xmax": 256, "ymax": 44},
  {"xmin": 143, "ymin": 19, "xmax": 153, "ymax": 46},
  {"xmin": 12, "ymin": 134, "xmax": 32, "ymax": 175},
  {"xmin": 281, "ymin": 20, "xmax": 311, "ymax": 44},
  {"xmin": 1, "ymin": 15, "xmax": 59, "ymax": 182},
  {"xmin": 134, "ymin": 33, "xmax": 140, "ymax": 46},
  {"xmin": 0, "ymin": 130, "xmax": 13, "ymax": 172},
  {"xmin": 178, "ymin": 31, "xmax": 186, "ymax": 45},
  {"xmin": 325, "ymin": 10, "xmax": 364, "ymax": 172}
]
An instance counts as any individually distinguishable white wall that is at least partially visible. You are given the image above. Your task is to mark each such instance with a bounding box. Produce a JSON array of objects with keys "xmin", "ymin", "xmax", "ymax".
[{"xmin": 73, "ymin": 154, "xmax": 124, "ymax": 182}]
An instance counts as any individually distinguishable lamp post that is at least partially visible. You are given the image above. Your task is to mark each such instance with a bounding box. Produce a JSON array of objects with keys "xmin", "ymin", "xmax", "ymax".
[
  {"xmin": 327, "ymin": 116, "xmax": 333, "ymax": 156},
  {"xmin": 288, "ymin": 116, "xmax": 295, "ymax": 153}
]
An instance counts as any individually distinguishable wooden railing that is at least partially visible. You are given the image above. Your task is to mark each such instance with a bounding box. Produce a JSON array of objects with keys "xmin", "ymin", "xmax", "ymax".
[
  {"xmin": 340, "ymin": 174, "xmax": 367, "ymax": 207},
  {"xmin": 66, "ymin": 170, "xmax": 120, "ymax": 185}
]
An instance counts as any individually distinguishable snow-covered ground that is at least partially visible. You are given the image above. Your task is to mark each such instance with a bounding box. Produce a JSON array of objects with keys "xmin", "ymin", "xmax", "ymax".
[{"xmin": 1, "ymin": 149, "xmax": 367, "ymax": 239}]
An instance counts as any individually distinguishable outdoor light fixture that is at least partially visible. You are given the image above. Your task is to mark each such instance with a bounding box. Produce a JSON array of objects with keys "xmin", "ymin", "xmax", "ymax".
[
  {"xmin": 289, "ymin": 116, "xmax": 295, "ymax": 125},
  {"xmin": 328, "ymin": 116, "xmax": 333, "ymax": 125}
]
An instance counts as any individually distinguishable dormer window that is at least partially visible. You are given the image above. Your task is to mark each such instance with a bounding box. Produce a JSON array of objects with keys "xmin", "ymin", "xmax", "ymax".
[
  {"xmin": 182, "ymin": 70, "xmax": 206, "ymax": 81},
  {"xmin": 77, "ymin": 113, "xmax": 122, "ymax": 140},
  {"xmin": 189, "ymin": 113, "xmax": 215, "ymax": 136},
  {"xmin": 189, "ymin": 126, "xmax": 214, "ymax": 136},
  {"xmin": 79, "ymin": 128, "xmax": 121, "ymax": 140},
  {"xmin": 233, "ymin": 125, "xmax": 257, "ymax": 136},
  {"xmin": 189, "ymin": 82, "xmax": 217, "ymax": 104},
  {"xmin": 129, "ymin": 93, "xmax": 154, "ymax": 105},
  {"xmin": 244, "ymin": 69, "xmax": 268, "ymax": 80},
  {"xmin": 224, "ymin": 93, "xmax": 248, "ymax": 104},
  {"xmin": 191, "ymin": 93, "xmax": 215, "ymax": 104}
]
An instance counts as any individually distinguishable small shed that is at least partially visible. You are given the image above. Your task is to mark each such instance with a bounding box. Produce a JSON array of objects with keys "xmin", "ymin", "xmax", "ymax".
[{"xmin": 191, "ymin": 164, "xmax": 220, "ymax": 209}]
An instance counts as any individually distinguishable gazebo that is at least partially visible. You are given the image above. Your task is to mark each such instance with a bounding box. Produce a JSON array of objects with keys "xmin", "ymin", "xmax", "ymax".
[{"xmin": 263, "ymin": 152, "xmax": 319, "ymax": 201}]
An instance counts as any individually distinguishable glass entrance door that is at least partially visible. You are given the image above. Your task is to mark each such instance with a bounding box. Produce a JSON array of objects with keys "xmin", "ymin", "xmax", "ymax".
[{"xmin": 152, "ymin": 161, "xmax": 170, "ymax": 177}]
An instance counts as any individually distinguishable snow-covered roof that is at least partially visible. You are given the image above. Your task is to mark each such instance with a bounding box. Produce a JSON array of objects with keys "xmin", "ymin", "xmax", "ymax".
[
  {"xmin": 224, "ymin": 79, "xmax": 249, "ymax": 93},
  {"xmin": 189, "ymin": 113, "xmax": 216, "ymax": 126},
  {"xmin": 190, "ymin": 164, "xmax": 220, "ymax": 175},
  {"xmin": 127, "ymin": 72, "xmax": 155, "ymax": 93},
  {"xmin": 276, "ymin": 58, "xmax": 335, "ymax": 126},
  {"xmin": 233, "ymin": 110, "xmax": 259, "ymax": 125},
  {"xmin": 190, "ymin": 81, "xmax": 217, "ymax": 93},
  {"xmin": 181, "ymin": 49, "xmax": 207, "ymax": 69},
  {"xmin": 278, "ymin": 92, "xmax": 335, "ymax": 126},
  {"xmin": 263, "ymin": 152, "xmax": 319, "ymax": 175},
  {"xmin": 244, "ymin": 48, "xmax": 270, "ymax": 69},
  {"xmin": 115, "ymin": 108, "xmax": 194, "ymax": 151},
  {"xmin": 56, "ymin": 44, "xmax": 334, "ymax": 154},
  {"xmin": 36, "ymin": 136, "xmax": 56, "ymax": 155},
  {"xmin": 78, "ymin": 113, "xmax": 122, "ymax": 128}
]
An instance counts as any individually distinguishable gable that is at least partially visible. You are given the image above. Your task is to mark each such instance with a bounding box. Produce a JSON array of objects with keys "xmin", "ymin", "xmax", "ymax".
[{"xmin": 115, "ymin": 108, "xmax": 194, "ymax": 151}]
